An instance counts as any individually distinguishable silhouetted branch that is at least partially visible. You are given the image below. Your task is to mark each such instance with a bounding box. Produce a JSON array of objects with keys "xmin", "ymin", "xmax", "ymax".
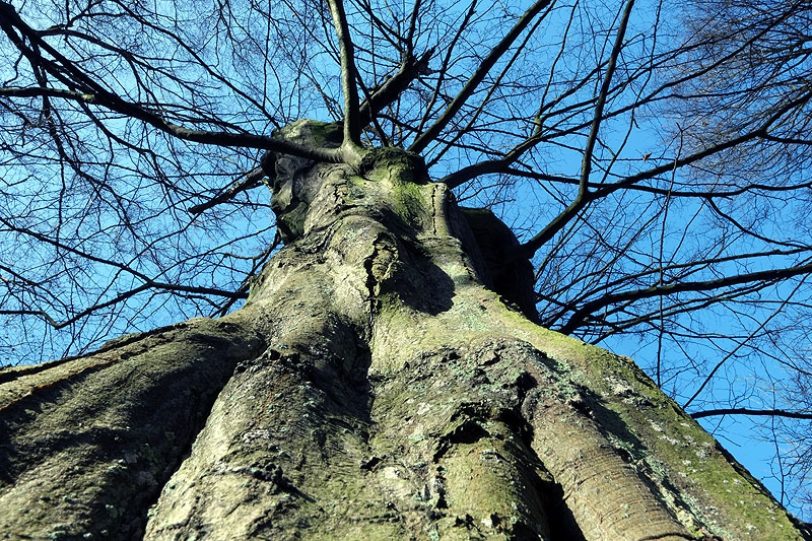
[
  {"xmin": 409, "ymin": 0, "xmax": 553, "ymax": 154},
  {"xmin": 188, "ymin": 167, "xmax": 265, "ymax": 215},
  {"xmin": 691, "ymin": 408, "xmax": 812, "ymax": 421},
  {"xmin": 325, "ymin": 0, "xmax": 362, "ymax": 146},
  {"xmin": 560, "ymin": 261, "xmax": 812, "ymax": 335},
  {"xmin": 358, "ymin": 49, "xmax": 433, "ymax": 129},
  {"xmin": 0, "ymin": 1, "xmax": 342, "ymax": 162}
]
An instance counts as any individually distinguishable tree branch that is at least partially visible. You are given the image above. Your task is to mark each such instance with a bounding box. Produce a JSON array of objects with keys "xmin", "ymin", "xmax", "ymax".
[
  {"xmin": 691, "ymin": 408, "xmax": 812, "ymax": 421},
  {"xmin": 518, "ymin": 0, "xmax": 635, "ymax": 257},
  {"xmin": 188, "ymin": 167, "xmax": 266, "ymax": 215},
  {"xmin": 357, "ymin": 49, "xmax": 433, "ymax": 129},
  {"xmin": 559, "ymin": 261, "xmax": 812, "ymax": 335},
  {"xmin": 518, "ymin": 87, "xmax": 812, "ymax": 258},
  {"xmin": 0, "ymin": 2, "xmax": 342, "ymax": 162},
  {"xmin": 325, "ymin": 0, "xmax": 362, "ymax": 146},
  {"xmin": 1, "ymin": 281, "xmax": 246, "ymax": 331},
  {"xmin": 409, "ymin": 0, "xmax": 553, "ymax": 154}
]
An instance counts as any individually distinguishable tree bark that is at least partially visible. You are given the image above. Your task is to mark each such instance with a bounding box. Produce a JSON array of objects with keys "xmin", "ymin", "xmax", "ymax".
[{"xmin": 0, "ymin": 120, "xmax": 807, "ymax": 540}]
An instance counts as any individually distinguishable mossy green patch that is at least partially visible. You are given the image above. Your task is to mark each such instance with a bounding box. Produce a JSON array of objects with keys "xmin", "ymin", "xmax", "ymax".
[
  {"xmin": 391, "ymin": 180, "xmax": 427, "ymax": 224},
  {"xmin": 358, "ymin": 147, "xmax": 427, "ymax": 184}
]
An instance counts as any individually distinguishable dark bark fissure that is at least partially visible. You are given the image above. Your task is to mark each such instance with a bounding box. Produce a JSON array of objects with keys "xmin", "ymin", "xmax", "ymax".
[
  {"xmin": 1, "ymin": 120, "xmax": 807, "ymax": 540},
  {"xmin": 459, "ymin": 208, "xmax": 539, "ymax": 323}
]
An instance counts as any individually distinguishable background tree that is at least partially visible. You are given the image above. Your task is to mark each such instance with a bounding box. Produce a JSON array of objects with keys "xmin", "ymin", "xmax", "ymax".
[{"xmin": 1, "ymin": 0, "xmax": 811, "ymax": 538}]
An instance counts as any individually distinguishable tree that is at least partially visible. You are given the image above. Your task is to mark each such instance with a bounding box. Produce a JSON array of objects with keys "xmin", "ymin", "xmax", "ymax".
[{"xmin": 0, "ymin": 0, "xmax": 810, "ymax": 538}]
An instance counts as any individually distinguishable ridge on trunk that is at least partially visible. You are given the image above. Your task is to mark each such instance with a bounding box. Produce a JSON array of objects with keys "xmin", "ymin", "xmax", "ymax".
[{"xmin": 0, "ymin": 120, "xmax": 808, "ymax": 540}]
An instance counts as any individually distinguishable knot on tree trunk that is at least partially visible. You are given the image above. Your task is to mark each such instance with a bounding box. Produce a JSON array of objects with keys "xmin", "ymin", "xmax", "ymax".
[
  {"xmin": 261, "ymin": 121, "xmax": 343, "ymax": 242},
  {"xmin": 357, "ymin": 146, "xmax": 429, "ymax": 185}
]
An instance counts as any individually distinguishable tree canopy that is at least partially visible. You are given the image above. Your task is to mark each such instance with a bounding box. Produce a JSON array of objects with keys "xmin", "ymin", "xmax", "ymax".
[{"xmin": 1, "ymin": 0, "xmax": 811, "ymax": 517}]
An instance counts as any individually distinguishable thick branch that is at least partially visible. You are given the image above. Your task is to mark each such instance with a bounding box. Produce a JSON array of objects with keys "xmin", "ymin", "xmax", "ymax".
[
  {"xmin": 497, "ymin": 167, "xmax": 812, "ymax": 199},
  {"xmin": 518, "ymin": 0, "xmax": 634, "ymax": 257},
  {"xmin": 1, "ymin": 282, "xmax": 246, "ymax": 330},
  {"xmin": 518, "ymin": 88, "xmax": 812, "ymax": 258},
  {"xmin": 579, "ymin": 0, "xmax": 635, "ymax": 195},
  {"xmin": 357, "ymin": 50, "xmax": 433, "ymax": 128},
  {"xmin": 325, "ymin": 0, "xmax": 362, "ymax": 146}
]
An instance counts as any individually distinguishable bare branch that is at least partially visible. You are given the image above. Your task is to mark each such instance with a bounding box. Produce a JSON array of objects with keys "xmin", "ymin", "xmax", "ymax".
[
  {"xmin": 358, "ymin": 49, "xmax": 433, "ymax": 129},
  {"xmin": 409, "ymin": 0, "xmax": 553, "ymax": 154},
  {"xmin": 691, "ymin": 408, "xmax": 812, "ymax": 421},
  {"xmin": 325, "ymin": 0, "xmax": 362, "ymax": 146},
  {"xmin": 515, "ymin": 0, "xmax": 635, "ymax": 257},
  {"xmin": 188, "ymin": 167, "xmax": 265, "ymax": 215},
  {"xmin": 0, "ymin": 2, "xmax": 342, "ymax": 162},
  {"xmin": 559, "ymin": 262, "xmax": 812, "ymax": 335}
]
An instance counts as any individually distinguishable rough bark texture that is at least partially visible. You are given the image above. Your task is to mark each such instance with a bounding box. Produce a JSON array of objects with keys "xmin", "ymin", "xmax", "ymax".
[{"xmin": 1, "ymin": 120, "xmax": 808, "ymax": 540}]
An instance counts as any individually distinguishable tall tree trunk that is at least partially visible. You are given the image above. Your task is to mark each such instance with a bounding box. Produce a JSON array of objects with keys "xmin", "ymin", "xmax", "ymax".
[{"xmin": 1, "ymin": 121, "xmax": 807, "ymax": 540}]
